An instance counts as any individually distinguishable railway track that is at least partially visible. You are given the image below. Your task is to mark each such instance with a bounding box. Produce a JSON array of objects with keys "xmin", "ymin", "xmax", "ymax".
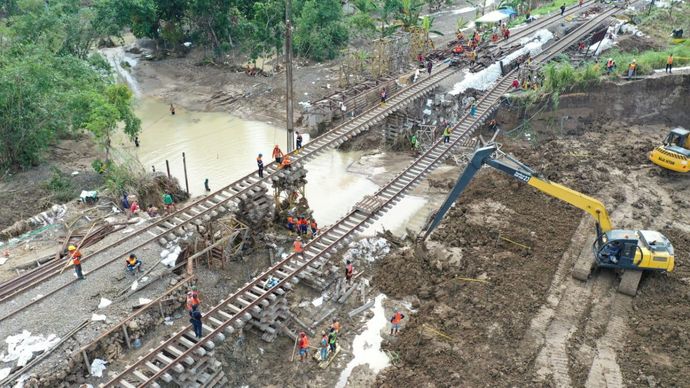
[
  {"xmin": 498, "ymin": 0, "xmax": 598, "ymax": 45},
  {"xmin": 0, "ymin": 62, "xmax": 455, "ymax": 317},
  {"xmin": 0, "ymin": 0, "xmax": 596, "ymax": 318},
  {"xmin": 101, "ymin": 6, "xmax": 620, "ymax": 387}
]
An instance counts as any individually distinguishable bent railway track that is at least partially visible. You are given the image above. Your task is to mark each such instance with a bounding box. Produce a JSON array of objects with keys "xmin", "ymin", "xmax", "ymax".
[
  {"xmin": 0, "ymin": 63, "xmax": 455, "ymax": 317},
  {"xmin": 101, "ymin": 6, "xmax": 620, "ymax": 387},
  {"xmin": 0, "ymin": 0, "xmax": 601, "ymax": 319}
]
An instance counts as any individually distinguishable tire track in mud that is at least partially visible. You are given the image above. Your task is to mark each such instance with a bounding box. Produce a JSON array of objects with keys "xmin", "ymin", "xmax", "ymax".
[
  {"xmin": 523, "ymin": 215, "xmax": 594, "ymax": 387},
  {"xmin": 527, "ymin": 170, "xmax": 642, "ymax": 387},
  {"xmin": 582, "ymin": 173, "xmax": 643, "ymax": 388}
]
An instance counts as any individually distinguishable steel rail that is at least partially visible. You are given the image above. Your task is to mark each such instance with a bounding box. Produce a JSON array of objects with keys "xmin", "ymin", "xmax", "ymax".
[
  {"xmin": 102, "ymin": 7, "xmax": 620, "ymax": 386},
  {"xmin": 498, "ymin": 0, "xmax": 598, "ymax": 45},
  {"xmin": 0, "ymin": 66, "xmax": 456, "ymax": 321},
  {"xmin": 0, "ymin": 0, "xmax": 584, "ymax": 304}
]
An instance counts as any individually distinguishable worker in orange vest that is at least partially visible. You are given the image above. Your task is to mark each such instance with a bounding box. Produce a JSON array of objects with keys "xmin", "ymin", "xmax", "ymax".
[
  {"xmin": 390, "ymin": 308, "xmax": 406, "ymax": 335},
  {"xmin": 293, "ymin": 237, "xmax": 304, "ymax": 255},
  {"xmin": 186, "ymin": 286, "xmax": 201, "ymax": 311},
  {"xmin": 286, "ymin": 214, "xmax": 295, "ymax": 233},
  {"xmin": 298, "ymin": 332, "xmax": 309, "ymax": 361},
  {"xmin": 331, "ymin": 318, "xmax": 341, "ymax": 334},
  {"xmin": 345, "ymin": 260, "xmax": 354, "ymax": 285},
  {"xmin": 298, "ymin": 216, "xmax": 308, "ymax": 235},
  {"xmin": 280, "ymin": 154, "xmax": 292, "ymax": 170},
  {"xmin": 666, "ymin": 54, "xmax": 673, "ymax": 74},
  {"xmin": 310, "ymin": 219, "xmax": 318, "ymax": 237},
  {"xmin": 68, "ymin": 245, "xmax": 85, "ymax": 280},
  {"xmin": 272, "ymin": 145, "xmax": 284, "ymax": 164}
]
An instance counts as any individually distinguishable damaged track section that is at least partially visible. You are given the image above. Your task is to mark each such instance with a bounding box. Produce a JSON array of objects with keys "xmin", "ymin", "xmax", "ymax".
[
  {"xmin": 102, "ymin": 8, "xmax": 623, "ymax": 386},
  {"xmin": 0, "ymin": 62, "xmax": 457, "ymax": 320}
]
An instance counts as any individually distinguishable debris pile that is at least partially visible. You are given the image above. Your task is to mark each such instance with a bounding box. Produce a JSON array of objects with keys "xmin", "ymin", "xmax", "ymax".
[{"xmin": 343, "ymin": 238, "xmax": 391, "ymax": 263}]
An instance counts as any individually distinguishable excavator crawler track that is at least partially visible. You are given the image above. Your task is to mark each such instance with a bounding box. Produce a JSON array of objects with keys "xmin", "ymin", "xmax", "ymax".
[
  {"xmin": 617, "ymin": 270, "xmax": 642, "ymax": 296},
  {"xmin": 572, "ymin": 254, "xmax": 593, "ymax": 281}
]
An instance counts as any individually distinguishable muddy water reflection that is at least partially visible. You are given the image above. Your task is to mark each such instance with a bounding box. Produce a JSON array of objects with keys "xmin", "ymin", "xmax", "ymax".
[{"xmin": 122, "ymin": 98, "xmax": 432, "ymax": 235}]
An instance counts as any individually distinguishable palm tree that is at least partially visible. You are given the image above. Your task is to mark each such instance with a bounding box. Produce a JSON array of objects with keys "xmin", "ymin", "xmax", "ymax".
[{"xmin": 398, "ymin": 0, "xmax": 424, "ymax": 30}]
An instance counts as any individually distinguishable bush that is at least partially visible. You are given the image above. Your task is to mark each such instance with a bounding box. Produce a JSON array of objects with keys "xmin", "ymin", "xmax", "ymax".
[
  {"xmin": 294, "ymin": 0, "xmax": 349, "ymax": 61},
  {"xmin": 45, "ymin": 167, "xmax": 76, "ymax": 203}
]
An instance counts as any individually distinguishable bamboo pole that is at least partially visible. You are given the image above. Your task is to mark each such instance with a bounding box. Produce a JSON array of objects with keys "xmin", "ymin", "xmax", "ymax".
[{"xmin": 59, "ymin": 222, "xmax": 97, "ymax": 274}]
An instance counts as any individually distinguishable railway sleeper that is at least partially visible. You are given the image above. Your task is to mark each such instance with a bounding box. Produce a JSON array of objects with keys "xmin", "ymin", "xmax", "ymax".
[
  {"xmin": 178, "ymin": 334, "xmax": 211, "ymax": 354},
  {"xmin": 143, "ymin": 361, "xmax": 174, "ymax": 383},
  {"xmin": 163, "ymin": 344, "xmax": 195, "ymax": 366},
  {"xmin": 153, "ymin": 353, "xmax": 185, "ymax": 375}
]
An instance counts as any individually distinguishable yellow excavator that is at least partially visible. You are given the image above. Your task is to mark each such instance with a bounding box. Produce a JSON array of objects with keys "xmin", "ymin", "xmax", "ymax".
[
  {"xmin": 649, "ymin": 127, "xmax": 689, "ymax": 173},
  {"xmin": 423, "ymin": 143, "xmax": 675, "ymax": 295}
]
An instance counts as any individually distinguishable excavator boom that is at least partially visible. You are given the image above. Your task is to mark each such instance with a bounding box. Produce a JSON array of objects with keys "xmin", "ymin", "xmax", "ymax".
[
  {"xmin": 424, "ymin": 143, "xmax": 675, "ymax": 296},
  {"xmin": 424, "ymin": 144, "xmax": 613, "ymax": 239}
]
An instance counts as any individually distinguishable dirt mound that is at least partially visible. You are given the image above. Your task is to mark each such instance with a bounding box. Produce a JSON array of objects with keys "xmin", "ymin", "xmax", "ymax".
[
  {"xmin": 616, "ymin": 34, "xmax": 662, "ymax": 54},
  {"xmin": 373, "ymin": 168, "xmax": 581, "ymax": 387},
  {"xmin": 618, "ymin": 228, "xmax": 690, "ymax": 387}
]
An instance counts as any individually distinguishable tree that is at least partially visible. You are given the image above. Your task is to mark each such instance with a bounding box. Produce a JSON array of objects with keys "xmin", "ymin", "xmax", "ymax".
[
  {"xmin": 397, "ymin": 0, "xmax": 425, "ymax": 30},
  {"xmin": 293, "ymin": 0, "xmax": 349, "ymax": 61},
  {"xmin": 83, "ymin": 84, "xmax": 141, "ymax": 163},
  {"xmin": 0, "ymin": 44, "xmax": 140, "ymax": 170}
]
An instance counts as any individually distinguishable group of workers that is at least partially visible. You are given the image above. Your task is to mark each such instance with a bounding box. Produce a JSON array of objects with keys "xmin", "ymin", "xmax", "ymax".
[
  {"xmin": 121, "ymin": 192, "xmax": 175, "ymax": 218},
  {"xmin": 297, "ymin": 318, "xmax": 342, "ymax": 362},
  {"xmin": 287, "ymin": 214, "xmax": 318, "ymax": 237},
  {"xmin": 65, "ymin": 246, "xmax": 143, "ymax": 280},
  {"xmin": 297, "ymin": 306, "xmax": 406, "ymax": 363}
]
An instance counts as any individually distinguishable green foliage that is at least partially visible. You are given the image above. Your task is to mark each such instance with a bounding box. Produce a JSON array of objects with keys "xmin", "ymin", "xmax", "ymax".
[
  {"xmin": 102, "ymin": 159, "xmax": 140, "ymax": 194},
  {"xmin": 397, "ymin": 0, "xmax": 425, "ymax": 30},
  {"xmin": 45, "ymin": 167, "xmax": 76, "ymax": 202},
  {"xmin": 0, "ymin": 0, "xmax": 141, "ymax": 171},
  {"xmin": 294, "ymin": 0, "xmax": 349, "ymax": 61},
  {"xmin": 540, "ymin": 61, "xmax": 600, "ymax": 108}
]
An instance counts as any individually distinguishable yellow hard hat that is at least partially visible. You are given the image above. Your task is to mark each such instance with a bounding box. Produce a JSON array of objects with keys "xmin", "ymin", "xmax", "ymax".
[{"xmin": 68, "ymin": 245, "xmax": 76, "ymax": 251}]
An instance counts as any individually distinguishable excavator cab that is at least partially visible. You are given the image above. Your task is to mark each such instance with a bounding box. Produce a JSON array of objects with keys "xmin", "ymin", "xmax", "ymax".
[
  {"xmin": 594, "ymin": 230, "xmax": 675, "ymax": 272},
  {"xmin": 649, "ymin": 127, "xmax": 690, "ymax": 172}
]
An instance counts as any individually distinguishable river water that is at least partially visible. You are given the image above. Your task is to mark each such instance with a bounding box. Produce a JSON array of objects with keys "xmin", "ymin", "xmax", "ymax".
[{"xmin": 108, "ymin": 47, "xmax": 434, "ymax": 235}]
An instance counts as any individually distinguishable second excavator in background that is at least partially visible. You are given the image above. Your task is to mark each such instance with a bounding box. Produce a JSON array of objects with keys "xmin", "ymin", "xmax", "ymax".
[
  {"xmin": 423, "ymin": 143, "xmax": 676, "ymax": 295},
  {"xmin": 649, "ymin": 127, "xmax": 689, "ymax": 173}
]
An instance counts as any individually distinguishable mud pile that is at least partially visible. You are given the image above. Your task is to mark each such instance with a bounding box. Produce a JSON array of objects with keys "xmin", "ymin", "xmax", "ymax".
[
  {"xmin": 374, "ymin": 94, "xmax": 690, "ymax": 385},
  {"xmin": 619, "ymin": 228, "xmax": 690, "ymax": 387},
  {"xmin": 374, "ymin": 168, "xmax": 581, "ymax": 387}
]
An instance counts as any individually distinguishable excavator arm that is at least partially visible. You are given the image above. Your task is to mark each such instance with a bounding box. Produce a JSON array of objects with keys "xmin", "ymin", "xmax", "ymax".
[{"xmin": 423, "ymin": 144, "xmax": 614, "ymax": 240}]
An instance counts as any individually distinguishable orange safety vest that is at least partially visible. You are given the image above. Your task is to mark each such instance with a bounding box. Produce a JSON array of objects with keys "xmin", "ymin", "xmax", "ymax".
[
  {"xmin": 71, "ymin": 251, "xmax": 82, "ymax": 265},
  {"xmin": 127, "ymin": 257, "xmax": 137, "ymax": 266},
  {"xmin": 281, "ymin": 156, "xmax": 292, "ymax": 167},
  {"xmin": 629, "ymin": 63, "xmax": 637, "ymax": 70},
  {"xmin": 607, "ymin": 60, "xmax": 614, "ymax": 68},
  {"xmin": 299, "ymin": 336, "xmax": 309, "ymax": 349},
  {"xmin": 293, "ymin": 240, "xmax": 303, "ymax": 253},
  {"xmin": 346, "ymin": 263, "xmax": 353, "ymax": 277},
  {"xmin": 668, "ymin": 56, "xmax": 673, "ymax": 65},
  {"xmin": 392, "ymin": 312, "xmax": 403, "ymax": 324},
  {"xmin": 287, "ymin": 216, "xmax": 294, "ymax": 224},
  {"xmin": 310, "ymin": 220, "xmax": 317, "ymax": 229},
  {"xmin": 332, "ymin": 321, "xmax": 341, "ymax": 333}
]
